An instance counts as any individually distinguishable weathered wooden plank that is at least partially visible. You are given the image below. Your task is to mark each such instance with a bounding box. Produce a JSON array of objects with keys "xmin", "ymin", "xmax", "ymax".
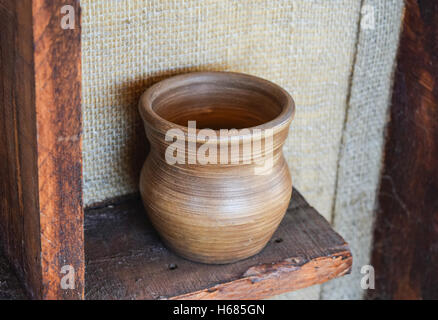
[
  {"xmin": 32, "ymin": 0, "xmax": 84, "ymax": 300},
  {"xmin": 0, "ymin": 0, "xmax": 84, "ymax": 299},
  {"xmin": 0, "ymin": 0, "xmax": 42, "ymax": 299},
  {"xmin": 369, "ymin": 0, "xmax": 438, "ymax": 300},
  {"xmin": 85, "ymin": 189, "xmax": 352, "ymax": 300}
]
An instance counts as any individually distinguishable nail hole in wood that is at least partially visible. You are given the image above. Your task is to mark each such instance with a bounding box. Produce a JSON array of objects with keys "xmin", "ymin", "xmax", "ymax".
[
  {"xmin": 275, "ymin": 238, "xmax": 283, "ymax": 243},
  {"xmin": 168, "ymin": 263, "xmax": 177, "ymax": 270}
]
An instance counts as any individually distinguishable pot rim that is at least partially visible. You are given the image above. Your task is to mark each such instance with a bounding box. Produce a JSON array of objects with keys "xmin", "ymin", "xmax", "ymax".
[{"xmin": 139, "ymin": 71, "xmax": 295, "ymax": 142}]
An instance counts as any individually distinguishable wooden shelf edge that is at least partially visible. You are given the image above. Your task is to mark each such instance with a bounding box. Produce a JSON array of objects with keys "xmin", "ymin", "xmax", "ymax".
[{"xmin": 171, "ymin": 250, "xmax": 352, "ymax": 300}]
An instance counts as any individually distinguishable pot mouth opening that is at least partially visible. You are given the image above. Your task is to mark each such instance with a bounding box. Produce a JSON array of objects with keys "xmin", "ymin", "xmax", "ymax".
[{"xmin": 140, "ymin": 72, "xmax": 295, "ymax": 138}]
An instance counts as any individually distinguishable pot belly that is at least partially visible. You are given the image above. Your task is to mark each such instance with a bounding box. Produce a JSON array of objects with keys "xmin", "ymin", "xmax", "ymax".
[{"xmin": 140, "ymin": 155, "xmax": 292, "ymax": 264}]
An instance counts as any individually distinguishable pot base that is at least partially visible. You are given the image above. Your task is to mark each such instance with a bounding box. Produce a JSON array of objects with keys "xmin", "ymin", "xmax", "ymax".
[{"xmin": 140, "ymin": 154, "xmax": 292, "ymax": 265}]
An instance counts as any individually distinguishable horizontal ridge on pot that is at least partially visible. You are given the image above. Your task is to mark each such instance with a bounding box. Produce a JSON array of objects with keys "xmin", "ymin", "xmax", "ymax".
[{"xmin": 139, "ymin": 71, "xmax": 295, "ymax": 264}]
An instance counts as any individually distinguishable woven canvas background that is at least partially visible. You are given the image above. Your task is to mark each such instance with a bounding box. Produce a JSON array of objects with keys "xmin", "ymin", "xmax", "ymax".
[
  {"xmin": 81, "ymin": 0, "xmax": 403, "ymax": 299},
  {"xmin": 320, "ymin": 0, "xmax": 404, "ymax": 299}
]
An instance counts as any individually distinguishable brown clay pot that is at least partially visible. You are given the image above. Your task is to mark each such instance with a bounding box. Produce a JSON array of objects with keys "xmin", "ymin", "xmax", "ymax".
[{"xmin": 139, "ymin": 71, "xmax": 295, "ymax": 264}]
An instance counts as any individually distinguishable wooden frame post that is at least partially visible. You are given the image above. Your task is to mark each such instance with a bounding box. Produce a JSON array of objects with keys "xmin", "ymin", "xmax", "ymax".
[
  {"xmin": 370, "ymin": 0, "xmax": 438, "ymax": 299},
  {"xmin": 0, "ymin": 0, "xmax": 84, "ymax": 299}
]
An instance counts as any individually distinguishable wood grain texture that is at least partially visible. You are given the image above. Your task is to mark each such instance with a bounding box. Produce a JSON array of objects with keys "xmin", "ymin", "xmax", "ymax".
[
  {"xmin": 0, "ymin": 0, "xmax": 43, "ymax": 299},
  {"xmin": 0, "ymin": 0, "xmax": 84, "ymax": 299},
  {"xmin": 32, "ymin": 0, "xmax": 84, "ymax": 300},
  {"xmin": 84, "ymin": 189, "xmax": 352, "ymax": 300},
  {"xmin": 369, "ymin": 0, "xmax": 438, "ymax": 300},
  {"xmin": 139, "ymin": 72, "xmax": 295, "ymax": 264},
  {"xmin": 0, "ymin": 245, "xmax": 27, "ymax": 300}
]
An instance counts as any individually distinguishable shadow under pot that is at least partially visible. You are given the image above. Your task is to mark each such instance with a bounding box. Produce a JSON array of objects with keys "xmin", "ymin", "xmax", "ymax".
[{"xmin": 138, "ymin": 71, "xmax": 295, "ymax": 264}]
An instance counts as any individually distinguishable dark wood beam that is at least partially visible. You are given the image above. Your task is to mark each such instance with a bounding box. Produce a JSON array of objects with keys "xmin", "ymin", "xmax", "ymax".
[
  {"xmin": 0, "ymin": 0, "xmax": 84, "ymax": 299},
  {"xmin": 369, "ymin": 0, "xmax": 438, "ymax": 300}
]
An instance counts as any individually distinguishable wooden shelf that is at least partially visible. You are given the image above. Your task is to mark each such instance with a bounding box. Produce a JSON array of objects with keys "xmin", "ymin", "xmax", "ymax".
[
  {"xmin": 84, "ymin": 189, "xmax": 352, "ymax": 300},
  {"xmin": 1, "ymin": 188, "xmax": 351, "ymax": 300}
]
